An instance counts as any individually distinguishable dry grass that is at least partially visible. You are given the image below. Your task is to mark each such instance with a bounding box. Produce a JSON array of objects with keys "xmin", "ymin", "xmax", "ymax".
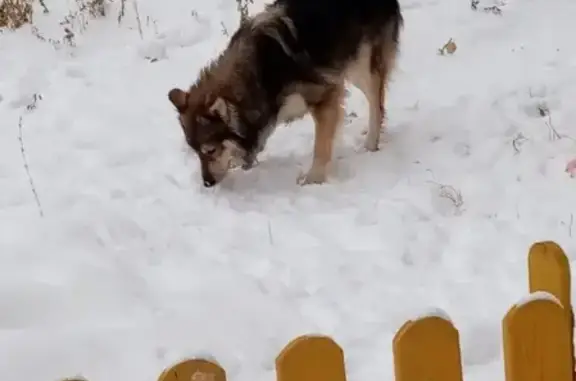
[
  {"xmin": 470, "ymin": 0, "xmax": 503, "ymax": 15},
  {"xmin": 2, "ymin": 0, "xmax": 250, "ymax": 34},
  {"xmin": 0, "ymin": 0, "xmax": 33, "ymax": 29},
  {"xmin": 0, "ymin": 0, "xmax": 125, "ymax": 34},
  {"xmin": 426, "ymin": 177, "xmax": 465, "ymax": 216},
  {"xmin": 17, "ymin": 93, "xmax": 45, "ymax": 218},
  {"xmin": 61, "ymin": 0, "xmax": 111, "ymax": 33},
  {"xmin": 437, "ymin": 38, "xmax": 457, "ymax": 55},
  {"xmin": 236, "ymin": 0, "xmax": 253, "ymax": 24},
  {"xmin": 0, "ymin": 0, "xmax": 132, "ymax": 48}
]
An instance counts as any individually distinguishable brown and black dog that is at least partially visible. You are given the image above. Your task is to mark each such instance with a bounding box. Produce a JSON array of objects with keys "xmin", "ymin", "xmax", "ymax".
[{"xmin": 168, "ymin": 0, "xmax": 403, "ymax": 187}]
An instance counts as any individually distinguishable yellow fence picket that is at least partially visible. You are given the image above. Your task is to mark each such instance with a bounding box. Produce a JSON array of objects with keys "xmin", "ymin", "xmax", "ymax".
[
  {"xmin": 276, "ymin": 335, "xmax": 346, "ymax": 381},
  {"xmin": 503, "ymin": 293, "xmax": 572, "ymax": 381},
  {"xmin": 528, "ymin": 241, "xmax": 572, "ymax": 311},
  {"xmin": 158, "ymin": 358, "xmax": 226, "ymax": 381},
  {"xmin": 528, "ymin": 240, "xmax": 574, "ymax": 377},
  {"xmin": 393, "ymin": 314, "xmax": 463, "ymax": 381}
]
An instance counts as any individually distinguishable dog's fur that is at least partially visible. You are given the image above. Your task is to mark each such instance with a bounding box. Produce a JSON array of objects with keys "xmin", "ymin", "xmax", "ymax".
[{"xmin": 168, "ymin": 0, "xmax": 403, "ymax": 187}]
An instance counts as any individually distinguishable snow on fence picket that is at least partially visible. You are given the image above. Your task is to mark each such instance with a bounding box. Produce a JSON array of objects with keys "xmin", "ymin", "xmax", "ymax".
[{"xmin": 63, "ymin": 241, "xmax": 575, "ymax": 381}]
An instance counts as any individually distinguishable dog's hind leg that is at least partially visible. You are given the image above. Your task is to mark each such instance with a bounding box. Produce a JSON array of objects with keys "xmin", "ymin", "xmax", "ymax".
[
  {"xmin": 298, "ymin": 84, "xmax": 345, "ymax": 185},
  {"xmin": 356, "ymin": 24, "xmax": 399, "ymax": 151},
  {"xmin": 347, "ymin": 43, "xmax": 389, "ymax": 152},
  {"xmin": 363, "ymin": 69, "xmax": 386, "ymax": 152},
  {"xmin": 364, "ymin": 39, "xmax": 399, "ymax": 152}
]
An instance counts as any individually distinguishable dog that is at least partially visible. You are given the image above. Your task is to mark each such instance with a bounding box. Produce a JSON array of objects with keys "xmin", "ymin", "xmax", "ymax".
[{"xmin": 168, "ymin": 0, "xmax": 403, "ymax": 187}]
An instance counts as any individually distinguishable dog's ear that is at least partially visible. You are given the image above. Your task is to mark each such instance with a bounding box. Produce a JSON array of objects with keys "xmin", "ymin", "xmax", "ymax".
[
  {"xmin": 168, "ymin": 88, "xmax": 188, "ymax": 113},
  {"xmin": 208, "ymin": 97, "xmax": 230, "ymax": 121},
  {"xmin": 209, "ymin": 97, "xmax": 246, "ymax": 138}
]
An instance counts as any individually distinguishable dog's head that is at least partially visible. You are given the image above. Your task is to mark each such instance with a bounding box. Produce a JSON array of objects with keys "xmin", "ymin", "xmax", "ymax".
[{"xmin": 168, "ymin": 88, "xmax": 248, "ymax": 187}]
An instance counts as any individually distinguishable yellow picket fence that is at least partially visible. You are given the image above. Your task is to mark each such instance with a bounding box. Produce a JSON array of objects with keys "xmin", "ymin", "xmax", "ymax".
[{"xmin": 63, "ymin": 240, "xmax": 575, "ymax": 381}]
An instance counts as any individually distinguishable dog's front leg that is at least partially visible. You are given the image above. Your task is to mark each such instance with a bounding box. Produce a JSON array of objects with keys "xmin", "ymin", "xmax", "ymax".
[
  {"xmin": 241, "ymin": 153, "xmax": 259, "ymax": 170},
  {"xmin": 298, "ymin": 86, "xmax": 344, "ymax": 185}
]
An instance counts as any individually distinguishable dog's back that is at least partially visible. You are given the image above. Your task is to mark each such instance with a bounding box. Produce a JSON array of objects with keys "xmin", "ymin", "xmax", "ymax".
[{"xmin": 272, "ymin": 0, "xmax": 402, "ymax": 69}]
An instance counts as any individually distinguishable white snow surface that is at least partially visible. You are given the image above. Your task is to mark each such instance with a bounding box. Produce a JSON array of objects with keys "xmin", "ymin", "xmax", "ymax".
[
  {"xmin": 1, "ymin": 0, "xmax": 576, "ymax": 380},
  {"xmin": 409, "ymin": 307, "xmax": 453, "ymax": 323},
  {"xmin": 515, "ymin": 290, "xmax": 562, "ymax": 308}
]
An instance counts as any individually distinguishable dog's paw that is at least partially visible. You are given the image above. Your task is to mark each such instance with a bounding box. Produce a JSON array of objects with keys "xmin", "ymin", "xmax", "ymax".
[
  {"xmin": 240, "ymin": 151, "xmax": 261, "ymax": 170},
  {"xmin": 363, "ymin": 128, "xmax": 383, "ymax": 152},
  {"xmin": 364, "ymin": 141, "xmax": 380, "ymax": 152},
  {"xmin": 297, "ymin": 167, "xmax": 327, "ymax": 185},
  {"xmin": 241, "ymin": 157, "xmax": 259, "ymax": 170}
]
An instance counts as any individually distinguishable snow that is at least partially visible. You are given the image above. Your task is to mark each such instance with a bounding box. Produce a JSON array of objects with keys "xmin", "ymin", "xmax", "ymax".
[
  {"xmin": 515, "ymin": 291, "xmax": 562, "ymax": 308},
  {"xmin": 408, "ymin": 307, "xmax": 453, "ymax": 323},
  {"xmin": 1, "ymin": 0, "xmax": 576, "ymax": 380}
]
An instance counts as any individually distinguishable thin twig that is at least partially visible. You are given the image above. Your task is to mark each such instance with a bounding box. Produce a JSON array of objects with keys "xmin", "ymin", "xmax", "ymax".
[
  {"xmin": 236, "ymin": 0, "xmax": 253, "ymax": 24},
  {"xmin": 470, "ymin": 0, "xmax": 502, "ymax": 14},
  {"xmin": 132, "ymin": 0, "xmax": 143, "ymax": 40},
  {"xmin": 38, "ymin": 0, "xmax": 49, "ymax": 13},
  {"xmin": 220, "ymin": 21, "xmax": 229, "ymax": 36},
  {"xmin": 267, "ymin": 220, "xmax": 274, "ymax": 245},
  {"xmin": 545, "ymin": 113, "xmax": 561, "ymax": 141},
  {"xmin": 428, "ymin": 180, "xmax": 463, "ymax": 208},
  {"xmin": 426, "ymin": 179, "xmax": 464, "ymax": 215},
  {"xmin": 512, "ymin": 132, "xmax": 527, "ymax": 154},
  {"xmin": 18, "ymin": 116, "xmax": 44, "ymax": 217},
  {"xmin": 538, "ymin": 104, "xmax": 574, "ymax": 141},
  {"xmin": 117, "ymin": 0, "xmax": 126, "ymax": 24}
]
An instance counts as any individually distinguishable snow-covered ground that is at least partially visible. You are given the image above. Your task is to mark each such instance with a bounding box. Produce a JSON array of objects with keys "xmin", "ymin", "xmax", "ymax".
[{"xmin": 1, "ymin": 0, "xmax": 576, "ymax": 379}]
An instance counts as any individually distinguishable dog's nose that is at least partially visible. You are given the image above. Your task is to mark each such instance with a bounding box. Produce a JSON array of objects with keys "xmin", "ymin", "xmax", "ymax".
[{"xmin": 203, "ymin": 178, "xmax": 216, "ymax": 187}]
